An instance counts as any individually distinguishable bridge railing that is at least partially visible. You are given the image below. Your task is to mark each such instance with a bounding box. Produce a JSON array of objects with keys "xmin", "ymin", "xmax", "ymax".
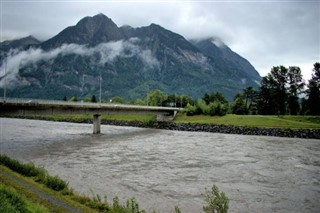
[{"xmin": 0, "ymin": 97, "xmax": 182, "ymax": 111}]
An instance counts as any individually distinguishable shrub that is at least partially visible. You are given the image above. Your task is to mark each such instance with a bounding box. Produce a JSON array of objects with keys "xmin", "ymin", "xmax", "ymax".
[
  {"xmin": 184, "ymin": 103, "xmax": 198, "ymax": 116},
  {"xmin": 203, "ymin": 184, "xmax": 229, "ymax": 213},
  {"xmin": 0, "ymin": 155, "xmax": 68, "ymax": 192},
  {"xmin": 45, "ymin": 175, "xmax": 69, "ymax": 191}
]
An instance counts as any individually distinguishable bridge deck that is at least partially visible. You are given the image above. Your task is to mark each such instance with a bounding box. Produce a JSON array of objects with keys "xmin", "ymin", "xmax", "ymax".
[{"xmin": 0, "ymin": 98, "xmax": 181, "ymax": 134}]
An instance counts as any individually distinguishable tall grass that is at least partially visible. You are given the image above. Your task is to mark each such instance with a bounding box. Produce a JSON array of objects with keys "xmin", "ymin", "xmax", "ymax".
[
  {"xmin": 0, "ymin": 184, "xmax": 49, "ymax": 213},
  {"xmin": 0, "ymin": 155, "xmax": 69, "ymax": 193}
]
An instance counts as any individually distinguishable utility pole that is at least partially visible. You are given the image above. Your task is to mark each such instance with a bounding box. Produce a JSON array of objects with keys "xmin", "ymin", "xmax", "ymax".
[
  {"xmin": 3, "ymin": 58, "xmax": 7, "ymax": 102},
  {"xmin": 99, "ymin": 73, "xmax": 102, "ymax": 104}
]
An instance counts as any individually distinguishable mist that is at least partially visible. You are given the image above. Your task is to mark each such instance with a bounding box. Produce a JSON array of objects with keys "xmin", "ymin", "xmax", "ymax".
[{"xmin": 0, "ymin": 39, "xmax": 159, "ymax": 88}]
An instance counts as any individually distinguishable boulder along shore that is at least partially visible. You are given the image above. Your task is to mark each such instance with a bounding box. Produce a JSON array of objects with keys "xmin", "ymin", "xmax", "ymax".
[{"xmin": 103, "ymin": 120, "xmax": 320, "ymax": 139}]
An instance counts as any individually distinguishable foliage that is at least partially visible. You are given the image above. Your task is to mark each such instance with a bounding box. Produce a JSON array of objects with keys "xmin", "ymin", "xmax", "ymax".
[
  {"xmin": 184, "ymin": 93, "xmax": 229, "ymax": 116},
  {"xmin": 231, "ymin": 94, "xmax": 246, "ymax": 115},
  {"xmin": 257, "ymin": 65, "xmax": 305, "ymax": 115},
  {"xmin": 91, "ymin": 95, "xmax": 97, "ymax": 103},
  {"xmin": 287, "ymin": 66, "xmax": 305, "ymax": 114},
  {"xmin": 203, "ymin": 185, "xmax": 229, "ymax": 213},
  {"xmin": 111, "ymin": 96, "xmax": 125, "ymax": 104},
  {"xmin": 69, "ymin": 96, "xmax": 78, "ymax": 102},
  {"xmin": 44, "ymin": 175, "xmax": 69, "ymax": 192},
  {"xmin": 147, "ymin": 89, "xmax": 168, "ymax": 106},
  {"xmin": 0, "ymin": 155, "xmax": 69, "ymax": 193},
  {"xmin": 231, "ymin": 87, "xmax": 258, "ymax": 115},
  {"xmin": 0, "ymin": 184, "xmax": 31, "ymax": 213},
  {"xmin": 133, "ymin": 98, "xmax": 147, "ymax": 105},
  {"xmin": 306, "ymin": 62, "xmax": 320, "ymax": 115}
]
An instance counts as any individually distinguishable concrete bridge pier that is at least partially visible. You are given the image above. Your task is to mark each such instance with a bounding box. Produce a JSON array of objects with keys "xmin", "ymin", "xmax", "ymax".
[{"xmin": 93, "ymin": 114, "xmax": 101, "ymax": 134}]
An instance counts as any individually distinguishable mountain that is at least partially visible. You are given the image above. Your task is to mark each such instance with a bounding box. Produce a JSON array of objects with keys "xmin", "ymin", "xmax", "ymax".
[
  {"xmin": 41, "ymin": 14, "xmax": 124, "ymax": 50},
  {"xmin": 0, "ymin": 35, "xmax": 40, "ymax": 52},
  {"xmin": 0, "ymin": 13, "xmax": 261, "ymax": 101}
]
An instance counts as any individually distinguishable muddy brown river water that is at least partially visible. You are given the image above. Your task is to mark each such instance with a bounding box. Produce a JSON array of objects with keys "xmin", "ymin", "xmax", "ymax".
[{"xmin": 0, "ymin": 118, "xmax": 319, "ymax": 212}]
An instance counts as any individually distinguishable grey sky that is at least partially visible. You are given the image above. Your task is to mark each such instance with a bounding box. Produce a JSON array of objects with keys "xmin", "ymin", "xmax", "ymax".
[{"xmin": 1, "ymin": 0, "xmax": 319, "ymax": 80}]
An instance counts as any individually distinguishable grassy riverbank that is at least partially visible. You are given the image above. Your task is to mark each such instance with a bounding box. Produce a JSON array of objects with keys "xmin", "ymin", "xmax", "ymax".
[
  {"xmin": 0, "ymin": 155, "xmax": 158, "ymax": 212},
  {"xmin": 175, "ymin": 114, "xmax": 320, "ymax": 129},
  {"xmin": 4, "ymin": 113, "xmax": 320, "ymax": 129},
  {"xmin": 0, "ymin": 155, "xmax": 228, "ymax": 213}
]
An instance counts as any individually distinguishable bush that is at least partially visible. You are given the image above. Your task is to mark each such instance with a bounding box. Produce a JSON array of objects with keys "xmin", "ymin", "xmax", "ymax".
[
  {"xmin": 184, "ymin": 100, "xmax": 228, "ymax": 116},
  {"xmin": 0, "ymin": 155, "xmax": 68, "ymax": 192},
  {"xmin": 203, "ymin": 185, "xmax": 229, "ymax": 213},
  {"xmin": 184, "ymin": 103, "xmax": 198, "ymax": 116},
  {"xmin": 45, "ymin": 175, "xmax": 69, "ymax": 191},
  {"xmin": 0, "ymin": 155, "xmax": 43, "ymax": 177}
]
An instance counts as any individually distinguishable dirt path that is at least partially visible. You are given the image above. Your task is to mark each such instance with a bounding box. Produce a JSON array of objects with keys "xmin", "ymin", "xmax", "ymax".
[{"xmin": 0, "ymin": 168, "xmax": 82, "ymax": 213}]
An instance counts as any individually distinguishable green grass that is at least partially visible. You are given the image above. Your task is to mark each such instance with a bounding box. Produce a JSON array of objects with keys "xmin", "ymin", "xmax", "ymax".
[
  {"xmin": 0, "ymin": 183, "xmax": 50, "ymax": 213},
  {"xmin": 0, "ymin": 164, "xmax": 97, "ymax": 212},
  {"xmin": 7, "ymin": 114, "xmax": 156, "ymax": 123},
  {"xmin": 174, "ymin": 114, "xmax": 320, "ymax": 129}
]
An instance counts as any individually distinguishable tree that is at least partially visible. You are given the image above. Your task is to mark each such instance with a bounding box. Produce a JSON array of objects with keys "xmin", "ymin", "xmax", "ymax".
[
  {"xmin": 202, "ymin": 93, "xmax": 211, "ymax": 105},
  {"xmin": 209, "ymin": 92, "xmax": 228, "ymax": 104},
  {"xmin": 62, "ymin": 96, "xmax": 67, "ymax": 101},
  {"xmin": 231, "ymin": 93, "xmax": 246, "ymax": 115},
  {"xmin": 258, "ymin": 75, "xmax": 278, "ymax": 114},
  {"xmin": 258, "ymin": 66, "xmax": 288, "ymax": 115},
  {"xmin": 91, "ymin": 95, "xmax": 97, "ymax": 103},
  {"xmin": 306, "ymin": 62, "xmax": 320, "ymax": 115},
  {"xmin": 147, "ymin": 89, "xmax": 168, "ymax": 106},
  {"xmin": 242, "ymin": 87, "xmax": 256, "ymax": 114},
  {"xmin": 111, "ymin": 96, "xmax": 125, "ymax": 104},
  {"xmin": 178, "ymin": 95, "xmax": 195, "ymax": 108},
  {"xmin": 287, "ymin": 66, "xmax": 304, "ymax": 114}
]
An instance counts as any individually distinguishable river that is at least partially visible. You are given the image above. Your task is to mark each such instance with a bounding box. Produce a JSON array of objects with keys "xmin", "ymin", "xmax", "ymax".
[{"xmin": 0, "ymin": 118, "xmax": 319, "ymax": 212}]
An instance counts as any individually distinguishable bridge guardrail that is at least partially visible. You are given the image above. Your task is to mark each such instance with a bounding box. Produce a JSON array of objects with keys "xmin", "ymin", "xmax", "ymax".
[{"xmin": 0, "ymin": 97, "xmax": 182, "ymax": 111}]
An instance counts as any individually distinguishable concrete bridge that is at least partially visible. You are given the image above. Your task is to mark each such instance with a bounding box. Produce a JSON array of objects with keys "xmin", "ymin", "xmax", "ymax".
[{"xmin": 0, "ymin": 98, "xmax": 180, "ymax": 134}]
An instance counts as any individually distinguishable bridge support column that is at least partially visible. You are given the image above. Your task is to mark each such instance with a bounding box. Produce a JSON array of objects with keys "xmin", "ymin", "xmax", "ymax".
[{"xmin": 93, "ymin": 114, "xmax": 101, "ymax": 134}]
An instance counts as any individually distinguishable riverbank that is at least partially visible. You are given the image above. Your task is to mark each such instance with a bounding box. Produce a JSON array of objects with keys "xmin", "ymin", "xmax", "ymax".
[
  {"xmin": 101, "ymin": 120, "xmax": 320, "ymax": 139},
  {"xmin": 0, "ymin": 155, "xmax": 160, "ymax": 213},
  {"xmin": 2, "ymin": 114, "xmax": 320, "ymax": 139}
]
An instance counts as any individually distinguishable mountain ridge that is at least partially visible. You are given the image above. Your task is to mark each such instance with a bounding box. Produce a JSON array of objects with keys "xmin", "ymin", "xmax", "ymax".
[{"xmin": 0, "ymin": 13, "xmax": 261, "ymax": 101}]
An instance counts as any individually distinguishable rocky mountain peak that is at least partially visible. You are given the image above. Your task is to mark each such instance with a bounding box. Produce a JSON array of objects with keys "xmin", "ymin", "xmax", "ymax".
[
  {"xmin": 41, "ymin": 14, "xmax": 124, "ymax": 50},
  {"xmin": 0, "ymin": 35, "xmax": 40, "ymax": 52}
]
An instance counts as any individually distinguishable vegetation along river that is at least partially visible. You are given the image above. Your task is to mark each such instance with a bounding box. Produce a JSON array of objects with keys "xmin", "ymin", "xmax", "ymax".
[{"xmin": 0, "ymin": 118, "xmax": 319, "ymax": 212}]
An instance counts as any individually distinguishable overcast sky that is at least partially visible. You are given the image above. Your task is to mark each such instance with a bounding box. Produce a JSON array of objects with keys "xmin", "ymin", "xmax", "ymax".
[{"xmin": 1, "ymin": 0, "xmax": 319, "ymax": 80}]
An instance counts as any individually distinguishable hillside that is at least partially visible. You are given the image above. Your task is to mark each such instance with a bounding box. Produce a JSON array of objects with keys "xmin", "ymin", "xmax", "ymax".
[{"xmin": 0, "ymin": 14, "xmax": 261, "ymax": 101}]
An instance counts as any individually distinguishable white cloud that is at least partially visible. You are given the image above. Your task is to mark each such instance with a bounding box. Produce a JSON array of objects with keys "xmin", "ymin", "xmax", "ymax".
[{"xmin": 0, "ymin": 40, "xmax": 159, "ymax": 87}]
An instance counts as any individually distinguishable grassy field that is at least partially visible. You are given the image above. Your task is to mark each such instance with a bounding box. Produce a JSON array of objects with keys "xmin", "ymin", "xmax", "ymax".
[{"xmin": 174, "ymin": 114, "xmax": 320, "ymax": 129}]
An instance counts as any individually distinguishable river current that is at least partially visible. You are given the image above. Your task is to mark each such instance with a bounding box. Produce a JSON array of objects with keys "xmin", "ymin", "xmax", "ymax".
[{"xmin": 0, "ymin": 118, "xmax": 319, "ymax": 212}]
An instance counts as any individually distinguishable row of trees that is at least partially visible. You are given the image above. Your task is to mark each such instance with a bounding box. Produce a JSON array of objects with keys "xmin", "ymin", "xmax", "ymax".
[
  {"xmin": 63, "ymin": 62, "xmax": 320, "ymax": 116},
  {"xmin": 232, "ymin": 63, "xmax": 319, "ymax": 115}
]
